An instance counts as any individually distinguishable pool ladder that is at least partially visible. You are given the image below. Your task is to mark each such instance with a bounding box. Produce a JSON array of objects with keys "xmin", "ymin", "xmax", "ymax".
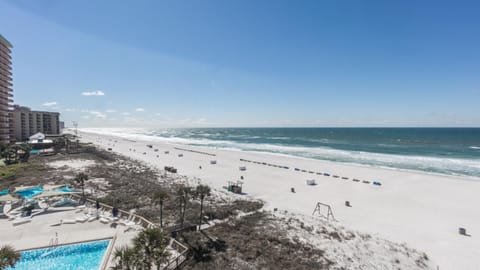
[{"xmin": 49, "ymin": 232, "xmax": 59, "ymax": 248}]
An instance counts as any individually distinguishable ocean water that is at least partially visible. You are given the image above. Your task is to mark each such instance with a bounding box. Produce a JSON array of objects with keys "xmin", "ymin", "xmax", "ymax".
[{"xmin": 81, "ymin": 128, "xmax": 480, "ymax": 178}]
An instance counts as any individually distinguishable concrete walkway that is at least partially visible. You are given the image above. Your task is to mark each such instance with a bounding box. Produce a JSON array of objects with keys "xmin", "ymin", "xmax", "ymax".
[{"xmin": 0, "ymin": 207, "xmax": 137, "ymax": 269}]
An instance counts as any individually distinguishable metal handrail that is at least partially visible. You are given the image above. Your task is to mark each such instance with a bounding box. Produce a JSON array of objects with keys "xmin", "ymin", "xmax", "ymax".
[{"xmin": 71, "ymin": 194, "xmax": 189, "ymax": 269}]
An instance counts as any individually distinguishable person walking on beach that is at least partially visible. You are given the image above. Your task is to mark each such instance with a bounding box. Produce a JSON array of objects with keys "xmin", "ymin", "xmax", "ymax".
[{"xmin": 96, "ymin": 200, "xmax": 100, "ymax": 217}]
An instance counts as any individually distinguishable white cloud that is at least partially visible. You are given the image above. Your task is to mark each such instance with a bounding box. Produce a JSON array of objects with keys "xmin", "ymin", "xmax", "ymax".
[
  {"xmin": 65, "ymin": 108, "xmax": 76, "ymax": 112},
  {"xmin": 81, "ymin": 90, "xmax": 105, "ymax": 96},
  {"xmin": 135, "ymin": 108, "xmax": 145, "ymax": 112},
  {"xmin": 105, "ymin": 109, "xmax": 117, "ymax": 113},
  {"xmin": 89, "ymin": 111, "xmax": 106, "ymax": 119},
  {"xmin": 42, "ymin": 101, "xmax": 57, "ymax": 107},
  {"xmin": 78, "ymin": 110, "xmax": 107, "ymax": 119},
  {"xmin": 124, "ymin": 116, "xmax": 138, "ymax": 122},
  {"xmin": 121, "ymin": 112, "xmax": 131, "ymax": 116}
]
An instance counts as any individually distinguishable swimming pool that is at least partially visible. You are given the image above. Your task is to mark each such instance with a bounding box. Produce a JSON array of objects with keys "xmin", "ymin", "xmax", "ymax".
[
  {"xmin": 6, "ymin": 239, "xmax": 111, "ymax": 270},
  {"xmin": 55, "ymin": 186, "xmax": 76, "ymax": 192},
  {"xmin": 15, "ymin": 187, "xmax": 44, "ymax": 199}
]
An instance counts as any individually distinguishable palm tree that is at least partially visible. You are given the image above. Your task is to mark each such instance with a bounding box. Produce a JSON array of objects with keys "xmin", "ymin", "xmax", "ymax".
[
  {"xmin": 194, "ymin": 185, "xmax": 211, "ymax": 228},
  {"xmin": 1, "ymin": 145, "xmax": 17, "ymax": 165},
  {"xmin": 133, "ymin": 228, "xmax": 170, "ymax": 270},
  {"xmin": 0, "ymin": 142, "xmax": 6, "ymax": 155},
  {"xmin": 111, "ymin": 246, "xmax": 137, "ymax": 270},
  {"xmin": 53, "ymin": 137, "xmax": 66, "ymax": 153},
  {"xmin": 152, "ymin": 191, "xmax": 169, "ymax": 228},
  {"xmin": 152, "ymin": 246, "xmax": 170, "ymax": 270},
  {"xmin": 17, "ymin": 144, "xmax": 31, "ymax": 163},
  {"xmin": 75, "ymin": 172, "xmax": 88, "ymax": 203},
  {"xmin": 0, "ymin": 245, "xmax": 21, "ymax": 270},
  {"xmin": 176, "ymin": 185, "xmax": 192, "ymax": 227}
]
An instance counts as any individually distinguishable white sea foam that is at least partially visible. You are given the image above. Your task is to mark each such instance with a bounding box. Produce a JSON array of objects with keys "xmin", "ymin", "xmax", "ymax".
[{"xmin": 80, "ymin": 127, "xmax": 480, "ymax": 177}]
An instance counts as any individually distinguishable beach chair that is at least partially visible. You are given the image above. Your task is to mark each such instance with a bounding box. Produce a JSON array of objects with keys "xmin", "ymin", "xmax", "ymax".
[{"xmin": 306, "ymin": 179, "xmax": 317, "ymax": 186}]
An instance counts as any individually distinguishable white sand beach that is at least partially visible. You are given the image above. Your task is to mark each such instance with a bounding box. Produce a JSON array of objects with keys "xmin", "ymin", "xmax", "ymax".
[{"xmin": 79, "ymin": 130, "xmax": 480, "ymax": 270}]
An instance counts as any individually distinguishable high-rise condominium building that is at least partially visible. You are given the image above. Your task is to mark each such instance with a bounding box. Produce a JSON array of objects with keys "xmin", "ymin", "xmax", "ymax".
[
  {"xmin": 0, "ymin": 34, "xmax": 13, "ymax": 144},
  {"xmin": 12, "ymin": 105, "xmax": 61, "ymax": 142}
]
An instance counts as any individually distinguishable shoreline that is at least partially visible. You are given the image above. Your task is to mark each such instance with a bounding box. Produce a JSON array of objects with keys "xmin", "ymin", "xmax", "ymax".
[
  {"xmin": 78, "ymin": 127, "xmax": 480, "ymax": 180},
  {"xmin": 200, "ymin": 146, "xmax": 480, "ymax": 182},
  {"xmin": 78, "ymin": 130, "xmax": 480, "ymax": 270}
]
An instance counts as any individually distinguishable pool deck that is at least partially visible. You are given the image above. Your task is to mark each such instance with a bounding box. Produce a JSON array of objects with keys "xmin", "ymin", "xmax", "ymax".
[{"xmin": 0, "ymin": 208, "xmax": 137, "ymax": 269}]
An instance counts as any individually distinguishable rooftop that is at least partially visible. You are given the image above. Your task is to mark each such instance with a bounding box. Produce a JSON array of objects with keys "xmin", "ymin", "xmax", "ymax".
[{"xmin": 0, "ymin": 34, "xmax": 13, "ymax": 48}]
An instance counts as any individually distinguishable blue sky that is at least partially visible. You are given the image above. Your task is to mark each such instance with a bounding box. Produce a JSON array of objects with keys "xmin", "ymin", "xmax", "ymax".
[{"xmin": 1, "ymin": 0, "xmax": 480, "ymax": 127}]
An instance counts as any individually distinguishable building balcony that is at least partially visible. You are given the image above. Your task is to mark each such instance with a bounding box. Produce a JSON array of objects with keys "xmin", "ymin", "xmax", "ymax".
[
  {"xmin": 0, "ymin": 44, "xmax": 12, "ymax": 54},
  {"xmin": 0, "ymin": 61, "xmax": 11, "ymax": 72},
  {"xmin": 0, "ymin": 69, "xmax": 12, "ymax": 78},
  {"xmin": 0, "ymin": 86, "xmax": 13, "ymax": 94},
  {"xmin": 0, "ymin": 73, "xmax": 12, "ymax": 82},
  {"xmin": 0, "ymin": 77, "xmax": 13, "ymax": 86}
]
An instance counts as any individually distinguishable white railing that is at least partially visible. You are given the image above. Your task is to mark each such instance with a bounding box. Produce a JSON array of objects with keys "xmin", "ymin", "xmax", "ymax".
[{"xmin": 71, "ymin": 194, "xmax": 189, "ymax": 269}]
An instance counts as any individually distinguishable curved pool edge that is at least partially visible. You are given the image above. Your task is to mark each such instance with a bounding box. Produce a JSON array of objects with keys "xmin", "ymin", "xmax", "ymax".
[{"xmin": 12, "ymin": 237, "xmax": 115, "ymax": 270}]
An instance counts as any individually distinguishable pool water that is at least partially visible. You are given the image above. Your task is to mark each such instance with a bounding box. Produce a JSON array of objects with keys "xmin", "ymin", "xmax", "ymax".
[
  {"xmin": 15, "ymin": 187, "xmax": 44, "ymax": 199},
  {"xmin": 55, "ymin": 186, "xmax": 76, "ymax": 192},
  {"xmin": 7, "ymin": 239, "xmax": 110, "ymax": 270},
  {"xmin": 30, "ymin": 149, "xmax": 41, "ymax": 154}
]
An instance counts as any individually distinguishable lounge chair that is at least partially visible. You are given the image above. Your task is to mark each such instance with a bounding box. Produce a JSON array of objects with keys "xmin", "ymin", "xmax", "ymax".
[
  {"xmin": 7, "ymin": 213, "xmax": 21, "ymax": 221},
  {"xmin": 99, "ymin": 217, "xmax": 110, "ymax": 224},
  {"xmin": 75, "ymin": 205, "xmax": 86, "ymax": 213},
  {"xmin": 76, "ymin": 215, "xmax": 89, "ymax": 223},
  {"xmin": 119, "ymin": 215, "xmax": 135, "ymax": 226},
  {"xmin": 12, "ymin": 218, "xmax": 31, "ymax": 226},
  {"xmin": 61, "ymin": 219, "xmax": 76, "ymax": 224},
  {"xmin": 30, "ymin": 208, "xmax": 49, "ymax": 218}
]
